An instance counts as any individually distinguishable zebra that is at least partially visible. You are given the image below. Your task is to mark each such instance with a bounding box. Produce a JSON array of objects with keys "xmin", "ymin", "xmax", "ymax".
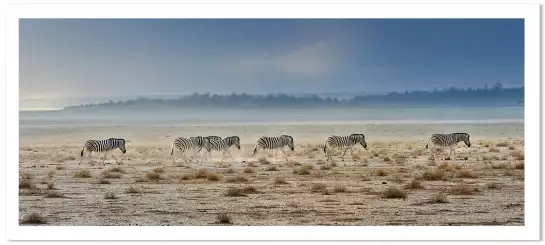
[
  {"xmin": 252, "ymin": 135, "xmax": 294, "ymax": 163},
  {"xmin": 79, "ymin": 138, "xmax": 127, "ymax": 165},
  {"xmin": 170, "ymin": 136, "xmax": 206, "ymax": 163},
  {"xmin": 426, "ymin": 133, "xmax": 471, "ymax": 160},
  {"xmin": 196, "ymin": 136, "xmax": 222, "ymax": 153},
  {"xmin": 201, "ymin": 136, "xmax": 241, "ymax": 163},
  {"xmin": 323, "ymin": 134, "xmax": 367, "ymax": 161}
]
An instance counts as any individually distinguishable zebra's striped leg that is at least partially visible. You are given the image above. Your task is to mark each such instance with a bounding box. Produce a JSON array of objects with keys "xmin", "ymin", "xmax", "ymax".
[
  {"xmin": 226, "ymin": 151, "xmax": 235, "ymax": 164},
  {"xmin": 102, "ymin": 151, "xmax": 108, "ymax": 165},
  {"xmin": 111, "ymin": 152, "xmax": 119, "ymax": 164},
  {"xmin": 283, "ymin": 149, "xmax": 288, "ymax": 163},
  {"xmin": 349, "ymin": 146, "xmax": 355, "ymax": 161},
  {"xmin": 341, "ymin": 147, "xmax": 349, "ymax": 161},
  {"xmin": 88, "ymin": 151, "xmax": 93, "ymax": 165}
]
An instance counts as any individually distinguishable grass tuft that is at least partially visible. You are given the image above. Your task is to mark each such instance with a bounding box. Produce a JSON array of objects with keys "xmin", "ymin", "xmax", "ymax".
[
  {"xmin": 404, "ymin": 179, "xmax": 424, "ymax": 189},
  {"xmin": 73, "ymin": 169, "xmax": 91, "ymax": 178},
  {"xmin": 217, "ymin": 213, "xmax": 232, "ymax": 224},
  {"xmin": 382, "ymin": 186, "xmax": 407, "ymax": 199},
  {"xmin": 417, "ymin": 169, "xmax": 445, "ymax": 181},
  {"xmin": 274, "ymin": 176, "xmax": 288, "ymax": 185},
  {"xmin": 180, "ymin": 173, "xmax": 195, "ymax": 180},
  {"xmin": 310, "ymin": 182, "xmax": 327, "ymax": 193},
  {"xmin": 225, "ymin": 175, "xmax": 248, "ymax": 183},
  {"xmin": 333, "ymin": 184, "xmax": 347, "ymax": 193},
  {"xmin": 21, "ymin": 213, "xmax": 47, "ymax": 224},
  {"xmin": 98, "ymin": 179, "xmax": 111, "ymax": 184},
  {"xmin": 428, "ymin": 193, "xmax": 449, "ymax": 203},
  {"xmin": 293, "ymin": 164, "xmax": 312, "ymax": 175},
  {"xmin": 195, "ymin": 168, "xmax": 209, "ymax": 179},
  {"xmin": 45, "ymin": 192, "xmax": 65, "ymax": 198},
  {"xmin": 19, "ymin": 178, "xmax": 34, "ymax": 189},
  {"xmin": 243, "ymin": 167, "xmax": 255, "ymax": 173},
  {"xmin": 449, "ymin": 183, "xmax": 480, "ymax": 195},
  {"xmin": 206, "ymin": 172, "xmax": 222, "ymax": 181},
  {"xmin": 265, "ymin": 165, "xmax": 278, "ymax": 171},
  {"xmin": 145, "ymin": 172, "xmax": 162, "ymax": 180},
  {"xmin": 104, "ymin": 192, "xmax": 116, "ymax": 199},
  {"xmin": 258, "ymin": 157, "xmax": 271, "ymax": 165},
  {"xmin": 126, "ymin": 186, "xmax": 140, "ymax": 194},
  {"xmin": 374, "ymin": 169, "xmax": 388, "ymax": 176}
]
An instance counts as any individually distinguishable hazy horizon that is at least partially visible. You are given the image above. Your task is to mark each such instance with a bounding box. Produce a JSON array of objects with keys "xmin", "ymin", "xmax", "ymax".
[{"xmin": 20, "ymin": 19, "xmax": 524, "ymax": 109}]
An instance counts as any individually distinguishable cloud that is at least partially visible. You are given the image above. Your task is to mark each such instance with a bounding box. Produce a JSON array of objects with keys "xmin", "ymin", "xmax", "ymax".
[{"xmin": 227, "ymin": 38, "xmax": 342, "ymax": 77}]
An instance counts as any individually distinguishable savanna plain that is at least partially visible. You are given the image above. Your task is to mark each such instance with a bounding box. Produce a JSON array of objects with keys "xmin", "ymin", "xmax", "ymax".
[{"xmin": 19, "ymin": 118, "xmax": 524, "ymax": 226}]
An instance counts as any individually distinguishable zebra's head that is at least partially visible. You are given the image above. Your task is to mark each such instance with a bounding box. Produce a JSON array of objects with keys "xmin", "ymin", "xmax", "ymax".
[
  {"xmin": 118, "ymin": 139, "xmax": 127, "ymax": 153},
  {"xmin": 231, "ymin": 136, "xmax": 241, "ymax": 150},
  {"xmin": 456, "ymin": 133, "xmax": 471, "ymax": 147},
  {"xmin": 351, "ymin": 134, "xmax": 367, "ymax": 149},
  {"xmin": 281, "ymin": 135, "xmax": 294, "ymax": 151}
]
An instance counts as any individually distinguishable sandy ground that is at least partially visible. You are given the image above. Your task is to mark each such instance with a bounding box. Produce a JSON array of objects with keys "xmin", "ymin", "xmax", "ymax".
[{"xmin": 19, "ymin": 123, "xmax": 524, "ymax": 226}]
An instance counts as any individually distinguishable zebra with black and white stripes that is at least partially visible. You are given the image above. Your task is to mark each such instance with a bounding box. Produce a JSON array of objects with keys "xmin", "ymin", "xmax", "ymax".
[
  {"xmin": 197, "ymin": 136, "xmax": 222, "ymax": 153},
  {"xmin": 201, "ymin": 136, "xmax": 241, "ymax": 163},
  {"xmin": 170, "ymin": 136, "xmax": 206, "ymax": 163},
  {"xmin": 253, "ymin": 135, "xmax": 294, "ymax": 163},
  {"xmin": 426, "ymin": 133, "xmax": 471, "ymax": 160},
  {"xmin": 79, "ymin": 138, "xmax": 127, "ymax": 165},
  {"xmin": 323, "ymin": 134, "xmax": 367, "ymax": 161}
]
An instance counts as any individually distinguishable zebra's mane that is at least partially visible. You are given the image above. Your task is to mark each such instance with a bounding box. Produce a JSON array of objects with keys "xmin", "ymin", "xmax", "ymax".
[{"xmin": 452, "ymin": 133, "xmax": 470, "ymax": 137}]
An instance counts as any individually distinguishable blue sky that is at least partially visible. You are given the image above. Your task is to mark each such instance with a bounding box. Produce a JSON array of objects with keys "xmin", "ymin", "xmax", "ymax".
[{"xmin": 20, "ymin": 19, "xmax": 524, "ymax": 101}]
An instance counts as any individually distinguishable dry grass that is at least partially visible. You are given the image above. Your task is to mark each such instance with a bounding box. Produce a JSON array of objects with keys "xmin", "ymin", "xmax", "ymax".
[
  {"xmin": 45, "ymin": 191, "xmax": 65, "ymax": 198},
  {"xmin": 491, "ymin": 163, "xmax": 510, "ymax": 169},
  {"xmin": 21, "ymin": 213, "xmax": 47, "ymax": 224},
  {"xmin": 153, "ymin": 167, "xmax": 164, "ymax": 173},
  {"xmin": 389, "ymin": 175, "xmax": 404, "ymax": 184},
  {"xmin": 510, "ymin": 151, "xmax": 524, "ymax": 160},
  {"xmin": 496, "ymin": 142, "xmax": 509, "ymax": 147},
  {"xmin": 225, "ymin": 175, "xmax": 248, "ymax": 183},
  {"xmin": 456, "ymin": 169, "xmax": 477, "ymax": 178},
  {"xmin": 206, "ymin": 172, "xmax": 222, "ymax": 181},
  {"xmin": 19, "ymin": 178, "xmax": 34, "ymax": 189},
  {"xmin": 293, "ymin": 164, "xmax": 313, "ymax": 175},
  {"xmin": 404, "ymin": 179, "xmax": 424, "ymax": 189},
  {"xmin": 486, "ymin": 182, "xmax": 502, "ymax": 189},
  {"xmin": 224, "ymin": 186, "xmax": 258, "ymax": 197},
  {"xmin": 101, "ymin": 170, "xmax": 122, "ymax": 179},
  {"xmin": 374, "ymin": 169, "xmax": 388, "ymax": 176},
  {"xmin": 126, "ymin": 186, "xmax": 140, "ymax": 194},
  {"xmin": 104, "ymin": 192, "xmax": 117, "ymax": 199},
  {"xmin": 73, "ymin": 169, "xmax": 91, "ymax": 178},
  {"xmin": 274, "ymin": 176, "xmax": 288, "ymax": 185},
  {"xmin": 418, "ymin": 169, "xmax": 446, "ymax": 181},
  {"xmin": 319, "ymin": 164, "xmax": 333, "ymax": 170},
  {"xmin": 98, "ymin": 179, "xmax": 111, "ymax": 184},
  {"xmin": 333, "ymin": 184, "xmax": 347, "ymax": 193},
  {"xmin": 47, "ymin": 182, "xmax": 55, "ymax": 190},
  {"xmin": 449, "ymin": 183, "xmax": 480, "ymax": 195},
  {"xmin": 195, "ymin": 169, "xmax": 209, "ymax": 179},
  {"xmin": 180, "ymin": 173, "xmax": 195, "ymax": 180},
  {"xmin": 428, "ymin": 193, "xmax": 449, "ymax": 203},
  {"xmin": 217, "ymin": 213, "xmax": 231, "ymax": 224},
  {"xmin": 109, "ymin": 167, "xmax": 125, "ymax": 173},
  {"xmin": 258, "ymin": 157, "xmax": 271, "ymax": 165},
  {"xmin": 383, "ymin": 156, "xmax": 392, "ymax": 162},
  {"xmin": 382, "ymin": 187, "xmax": 407, "ymax": 199},
  {"xmin": 145, "ymin": 172, "xmax": 162, "ymax": 180},
  {"xmin": 514, "ymin": 162, "xmax": 524, "ymax": 170},
  {"xmin": 243, "ymin": 167, "xmax": 255, "ymax": 173},
  {"xmin": 47, "ymin": 171, "xmax": 55, "ymax": 178},
  {"xmin": 265, "ymin": 165, "xmax": 278, "ymax": 171},
  {"xmin": 488, "ymin": 147, "xmax": 500, "ymax": 153},
  {"xmin": 310, "ymin": 182, "xmax": 327, "ymax": 193}
]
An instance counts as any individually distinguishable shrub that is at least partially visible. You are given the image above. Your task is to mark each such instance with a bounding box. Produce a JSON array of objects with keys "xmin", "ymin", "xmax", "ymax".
[
  {"xmin": 19, "ymin": 179, "xmax": 34, "ymax": 189},
  {"xmin": 47, "ymin": 182, "xmax": 55, "ymax": 190},
  {"xmin": 101, "ymin": 171, "xmax": 121, "ymax": 179},
  {"xmin": 21, "ymin": 213, "xmax": 46, "ymax": 224},
  {"xmin": 126, "ymin": 186, "xmax": 140, "ymax": 194},
  {"xmin": 146, "ymin": 172, "xmax": 162, "ymax": 180},
  {"xmin": 45, "ymin": 192, "xmax": 65, "ymax": 198},
  {"xmin": 428, "ymin": 193, "xmax": 449, "ymax": 203},
  {"xmin": 404, "ymin": 179, "xmax": 424, "ymax": 189},
  {"xmin": 310, "ymin": 183, "xmax": 327, "ymax": 193},
  {"xmin": 333, "ymin": 184, "xmax": 347, "ymax": 193},
  {"xmin": 98, "ymin": 179, "xmax": 111, "ymax": 184},
  {"xmin": 319, "ymin": 164, "xmax": 332, "ymax": 170},
  {"xmin": 225, "ymin": 187, "xmax": 246, "ymax": 197},
  {"xmin": 243, "ymin": 167, "xmax": 255, "ymax": 173},
  {"xmin": 180, "ymin": 173, "xmax": 195, "ymax": 180},
  {"xmin": 104, "ymin": 192, "xmax": 116, "ymax": 199},
  {"xmin": 510, "ymin": 151, "xmax": 525, "ymax": 160},
  {"xmin": 265, "ymin": 165, "xmax": 278, "ymax": 171},
  {"xmin": 207, "ymin": 172, "xmax": 221, "ymax": 181},
  {"xmin": 153, "ymin": 167, "xmax": 164, "ymax": 173},
  {"xmin": 217, "ymin": 213, "xmax": 231, "ymax": 224},
  {"xmin": 514, "ymin": 162, "xmax": 524, "ymax": 170},
  {"xmin": 486, "ymin": 182, "xmax": 502, "ymax": 189},
  {"xmin": 496, "ymin": 142, "xmax": 509, "ymax": 147},
  {"xmin": 258, "ymin": 157, "xmax": 271, "ymax": 165},
  {"xmin": 293, "ymin": 164, "xmax": 312, "ymax": 175},
  {"xmin": 382, "ymin": 187, "xmax": 407, "ymax": 199},
  {"xmin": 418, "ymin": 169, "xmax": 445, "ymax": 181},
  {"xmin": 374, "ymin": 169, "xmax": 388, "ymax": 176},
  {"xmin": 491, "ymin": 163, "xmax": 509, "ymax": 169},
  {"xmin": 195, "ymin": 169, "xmax": 209, "ymax": 179},
  {"xmin": 274, "ymin": 176, "xmax": 288, "ymax": 184},
  {"xmin": 456, "ymin": 169, "xmax": 477, "ymax": 178},
  {"xmin": 225, "ymin": 175, "xmax": 248, "ymax": 183},
  {"xmin": 383, "ymin": 156, "xmax": 391, "ymax": 162},
  {"xmin": 73, "ymin": 169, "xmax": 91, "ymax": 178},
  {"xmin": 449, "ymin": 183, "xmax": 480, "ymax": 195},
  {"xmin": 109, "ymin": 167, "xmax": 125, "ymax": 173}
]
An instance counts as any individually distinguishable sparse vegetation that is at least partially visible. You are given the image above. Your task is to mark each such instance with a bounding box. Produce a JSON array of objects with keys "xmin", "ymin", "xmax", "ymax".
[
  {"xmin": 428, "ymin": 193, "xmax": 449, "ymax": 203},
  {"xmin": 21, "ymin": 213, "xmax": 46, "ymax": 224},
  {"xmin": 449, "ymin": 183, "xmax": 480, "ymax": 195},
  {"xmin": 195, "ymin": 168, "xmax": 209, "ymax": 179},
  {"xmin": 153, "ymin": 167, "xmax": 164, "ymax": 173},
  {"xmin": 98, "ymin": 179, "xmax": 111, "ymax": 184},
  {"xmin": 496, "ymin": 142, "xmax": 509, "ymax": 147},
  {"xmin": 382, "ymin": 187, "xmax": 407, "ymax": 199},
  {"xmin": 418, "ymin": 169, "xmax": 445, "ymax": 181},
  {"xmin": 109, "ymin": 167, "xmax": 125, "ymax": 173},
  {"xmin": 126, "ymin": 186, "xmax": 140, "ymax": 194},
  {"xmin": 265, "ymin": 165, "xmax": 278, "ymax": 171},
  {"xmin": 101, "ymin": 170, "xmax": 122, "ymax": 179},
  {"xmin": 73, "ymin": 169, "xmax": 91, "ymax": 178},
  {"xmin": 217, "ymin": 213, "xmax": 231, "ymax": 224},
  {"xmin": 333, "ymin": 184, "xmax": 347, "ymax": 193},
  {"xmin": 488, "ymin": 147, "xmax": 500, "ymax": 153},
  {"xmin": 514, "ymin": 162, "xmax": 524, "ymax": 170},
  {"xmin": 45, "ymin": 192, "xmax": 65, "ymax": 198},
  {"xmin": 258, "ymin": 157, "xmax": 271, "ymax": 165},
  {"xmin": 145, "ymin": 171, "xmax": 162, "ymax": 180},
  {"xmin": 405, "ymin": 179, "xmax": 424, "ymax": 189},
  {"xmin": 293, "ymin": 164, "xmax": 312, "ymax": 175},
  {"xmin": 486, "ymin": 182, "xmax": 502, "ymax": 189},
  {"xmin": 19, "ymin": 178, "xmax": 34, "ymax": 189},
  {"xmin": 225, "ymin": 175, "xmax": 248, "ymax": 183},
  {"xmin": 319, "ymin": 164, "xmax": 333, "ymax": 170},
  {"xmin": 310, "ymin": 182, "xmax": 327, "ymax": 193},
  {"xmin": 104, "ymin": 192, "xmax": 117, "ymax": 199},
  {"xmin": 456, "ymin": 169, "xmax": 477, "ymax": 178},
  {"xmin": 374, "ymin": 169, "xmax": 388, "ymax": 176},
  {"xmin": 492, "ymin": 163, "xmax": 510, "ymax": 169},
  {"xmin": 206, "ymin": 172, "xmax": 221, "ymax": 181},
  {"xmin": 274, "ymin": 176, "xmax": 288, "ymax": 184},
  {"xmin": 47, "ymin": 182, "xmax": 55, "ymax": 190},
  {"xmin": 224, "ymin": 186, "xmax": 258, "ymax": 197},
  {"xmin": 243, "ymin": 167, "xmax": 255, "ymax": 173}
]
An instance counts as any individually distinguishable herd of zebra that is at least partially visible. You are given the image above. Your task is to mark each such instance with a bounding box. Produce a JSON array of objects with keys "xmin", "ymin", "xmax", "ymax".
[{"xmin": 78, "ymin": 133, "xmax": 472, "ymax": 165}]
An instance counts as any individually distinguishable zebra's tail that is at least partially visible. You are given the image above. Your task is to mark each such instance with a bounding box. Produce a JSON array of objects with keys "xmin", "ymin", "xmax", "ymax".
[
  {"xmin": 80, "ymin": 148, "xmax": 84, "ymax": 157},
  {"xmin": 323, "ymin": 143, "xmax": 327, "ymax": 153},
  {"xmin": 253, "ymin": 145, "xmax": 258, "ymax": 156},
  {"xmin": 170, "ymin": 142, "xmax": 175, "ymax": 155}
]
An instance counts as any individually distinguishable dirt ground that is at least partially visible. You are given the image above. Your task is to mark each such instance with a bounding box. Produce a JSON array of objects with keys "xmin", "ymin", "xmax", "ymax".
[{"xmin": 19, "ymin": 138, "xmax": 524, "ymax": 226}]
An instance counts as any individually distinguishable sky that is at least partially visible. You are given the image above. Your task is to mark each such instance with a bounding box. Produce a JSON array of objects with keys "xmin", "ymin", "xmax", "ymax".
[{"xmin": 20, "ymin": 19, "xmax": 524, "ymax": 107}]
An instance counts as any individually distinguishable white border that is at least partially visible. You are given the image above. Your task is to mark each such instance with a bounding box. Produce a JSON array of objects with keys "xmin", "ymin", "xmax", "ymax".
[{"xmin": 6, "ymin": 3, "xmax": 540, "ymax": 241}]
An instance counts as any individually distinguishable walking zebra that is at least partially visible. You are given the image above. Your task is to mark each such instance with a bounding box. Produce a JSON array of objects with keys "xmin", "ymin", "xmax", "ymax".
[
  {"xmin": 201, "ymin": 136, "xmax": 241, "ymax": 163},
  {"xmin": 323, "ymin": 134, "xmax": 367, "ymax": 161},
  {"xmin": 197, "ymin": 136, "xmax": 222, "ymax": 153},
  {"xmin": 170, "ymin": 136, "xmax": 206, "ymax": 163},
  {"xmin": 253, "ymin": 135, "xmax": 294, "ymax": 163},
  {"xmin": 79, "ymin": 138, "xmax": 127, "ymax": 165},
  {"xmin": 426, "ymin": 133, "xmax": 471, "ymax": 160}
]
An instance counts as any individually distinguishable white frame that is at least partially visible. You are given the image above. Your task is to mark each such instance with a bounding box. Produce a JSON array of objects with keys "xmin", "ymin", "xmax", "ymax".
[{"xmin": 5, "ymin": 3, "xmax": 540, "ymax": 241}]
